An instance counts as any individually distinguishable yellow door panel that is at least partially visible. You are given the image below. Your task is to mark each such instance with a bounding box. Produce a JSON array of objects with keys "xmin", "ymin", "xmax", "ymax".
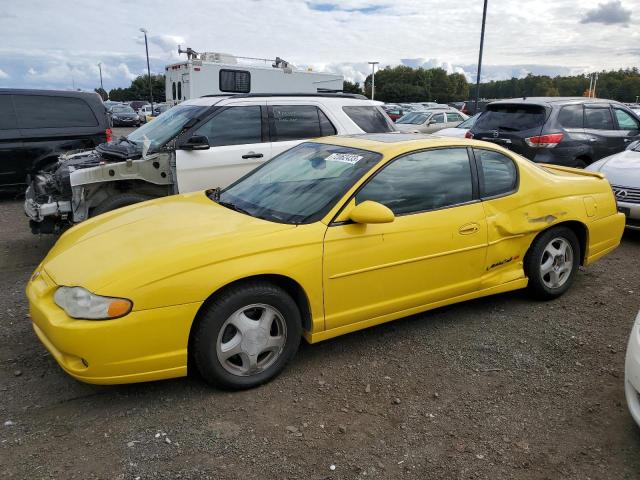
[{"xmin": 323, "ymin": 202, "xmax": 487, "ymax": 330}]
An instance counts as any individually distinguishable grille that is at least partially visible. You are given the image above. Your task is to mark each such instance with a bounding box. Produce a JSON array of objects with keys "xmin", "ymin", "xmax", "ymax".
[{"xmin": 612, "ymin": 185, "xmax": 640, "ymax": 204}]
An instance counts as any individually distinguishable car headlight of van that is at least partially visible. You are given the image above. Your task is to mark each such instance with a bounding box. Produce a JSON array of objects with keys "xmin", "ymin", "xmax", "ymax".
[{"xmin": 54, "ymin": 286, "xmax": 132, "ymax": 320}]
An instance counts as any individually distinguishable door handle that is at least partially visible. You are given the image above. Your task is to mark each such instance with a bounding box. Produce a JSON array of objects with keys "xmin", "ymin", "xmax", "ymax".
[
  {"xmin": 242, "ymin": 152, "xmax": 264, "ymax": 159},
  {"xmin": 459, "ymin": 223, "xmax": 480, "ymax": 235},
  {"xmin": 588, "ymin": 138, "xmax": 597, "ymax": 142}
]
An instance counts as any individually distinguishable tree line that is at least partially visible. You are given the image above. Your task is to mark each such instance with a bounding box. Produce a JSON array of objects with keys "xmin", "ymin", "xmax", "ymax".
[
  {"xmin": 96, "ymin": 74, "xmax": 166, "ymax": 102},
  {"xmin": 346, "ymin": 66, "xmax": 640, "ymax": 103}
]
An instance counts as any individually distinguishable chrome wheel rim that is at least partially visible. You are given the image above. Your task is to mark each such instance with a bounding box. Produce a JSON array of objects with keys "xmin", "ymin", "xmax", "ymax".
[
  {"xmin": 540, "ymin": 237, "xmax": 573, "ymax": 289},
  {"xmin": 216, "ymin": 303, "xmax": 287, "ymax": 377}
]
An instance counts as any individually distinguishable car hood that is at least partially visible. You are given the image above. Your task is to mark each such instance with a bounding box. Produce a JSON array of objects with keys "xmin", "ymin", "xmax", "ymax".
[
  {"xmin": 588, "ymin": 150, "xmax": 640, "ymax": 187},
  {"xmin": 41, "ymin": 192, "xmax": 296, "ymax": 294}
]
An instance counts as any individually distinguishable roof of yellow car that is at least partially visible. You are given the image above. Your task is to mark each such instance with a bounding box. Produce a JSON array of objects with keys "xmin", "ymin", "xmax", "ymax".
[{"xmin": 312, "ymin": 133, "xmax": 499, "ymax": 156}]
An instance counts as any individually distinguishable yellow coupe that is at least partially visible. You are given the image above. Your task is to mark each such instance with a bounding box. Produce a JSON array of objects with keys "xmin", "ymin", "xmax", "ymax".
[{"xmin": 26, "ymin": 134, "xmax": 625, "ymax": 389}]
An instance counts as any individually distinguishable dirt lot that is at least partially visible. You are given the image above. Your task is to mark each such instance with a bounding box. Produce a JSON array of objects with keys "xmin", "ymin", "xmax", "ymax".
[{"xmin": 1, "ymin": 197, "xmax": 640, "ymax": 480}]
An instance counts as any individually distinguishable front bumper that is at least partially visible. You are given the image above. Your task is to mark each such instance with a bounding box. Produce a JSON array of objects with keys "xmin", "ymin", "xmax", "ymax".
[
  {"xmin": 616, "ymin": 200, "xmax": 640, "ymax": 231},
  {"xmin": 625, "ymin": 311, "xmax": 640, "ymax": 427},
  {"xmin": 26, "ymin": 268, "xmax": 201, "ymax": 384}
]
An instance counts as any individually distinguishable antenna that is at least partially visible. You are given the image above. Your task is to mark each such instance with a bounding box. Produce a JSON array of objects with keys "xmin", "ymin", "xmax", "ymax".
[{"xmin": 178, "ymin": 45, "xmax": 199, "ymax": 60}]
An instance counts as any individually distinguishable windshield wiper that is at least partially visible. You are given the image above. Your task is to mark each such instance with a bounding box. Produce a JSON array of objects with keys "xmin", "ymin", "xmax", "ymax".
[{"xmin": 218, "ymin": 200, "xmax": 252, "ymax": 216}]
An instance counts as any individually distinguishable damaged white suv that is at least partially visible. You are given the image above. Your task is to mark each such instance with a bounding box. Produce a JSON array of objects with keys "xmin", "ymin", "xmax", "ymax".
[{"xmin": 24, "ymin": 93, "xmax": 395, "ymax": 233}]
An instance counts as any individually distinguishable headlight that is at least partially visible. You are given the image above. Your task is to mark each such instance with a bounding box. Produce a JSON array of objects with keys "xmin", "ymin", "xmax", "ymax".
[{"xmin": 53, "ymin": 286, "xmax": 132, "ymax": 320}]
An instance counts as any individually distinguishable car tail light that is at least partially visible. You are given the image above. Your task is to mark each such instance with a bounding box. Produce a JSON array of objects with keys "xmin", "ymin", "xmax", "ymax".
[
  {"xmin": 106, "ymin": 128, "xmax": 112, "ymax": 143},
  {"xmin": 525, "ymin": 133, "xmax": 564, "ymax": 148},
  {"xmin": 465, "ymin": 131, "xmax": 474, "ymax": 139}
]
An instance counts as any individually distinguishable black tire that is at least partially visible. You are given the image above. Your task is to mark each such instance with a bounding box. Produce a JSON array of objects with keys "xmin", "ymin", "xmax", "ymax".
[
  {"xmin": 91, "ymin": 193, "xmax": 151, "ymax": 217},
  {"xmin": 524, "ymin": 226, "xmax": 580, "ymax": 300},
  {"xmin": 192, "ymin": 281, "xmax": 302, "ymax": 390}
]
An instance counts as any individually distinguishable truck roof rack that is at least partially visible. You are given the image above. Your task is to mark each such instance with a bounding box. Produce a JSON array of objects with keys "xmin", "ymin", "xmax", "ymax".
[{"xmin": 200, "ymin": 92, "xmax": 369, "ymax": 100}]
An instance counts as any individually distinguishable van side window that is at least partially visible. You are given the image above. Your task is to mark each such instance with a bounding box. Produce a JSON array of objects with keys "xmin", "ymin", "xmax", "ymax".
[
  {"xmin": 219, "ymin": 70, "xmax": 251, "ymax": 93},
  {"xmin": 0, "ymin": 95, "xmax": 17, "ymax": 129},
  {"xmin": 172, "ymin": 82, "xmax": 176, "ymax": 100},
  {"xmin": 270, "ymin": 105, "xmax": 336, "ymax": 141},
  {"xmin": 557, "ymin": 105, "xmax": 583, "ymax": 129},
  {"xmin": 614, "ymin": 108, "xmax": 640, "ymax": 130},
  {"xmin": 584, "ymin": 106, "xmax": 614, "ymax": 130},
  {"xmin": 177, "ymin": 82, "xmax": 182, "ymax": 101},
  {"xmin": 474, "ymin": 149, "xmax": 517, "ymax": 198},
  {"xmin": 14, "ymin": 95, "xmax": 98, "ymax": 128},
  {"xmin": 194, "ymin": 106, "xmax": 262, "ymax": 147}
]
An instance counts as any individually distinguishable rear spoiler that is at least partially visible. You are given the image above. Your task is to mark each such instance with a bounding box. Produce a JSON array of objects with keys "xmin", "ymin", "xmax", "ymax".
[{"xmin": 539, "ymin": 163, "xmax": 605, "ymax": 179}]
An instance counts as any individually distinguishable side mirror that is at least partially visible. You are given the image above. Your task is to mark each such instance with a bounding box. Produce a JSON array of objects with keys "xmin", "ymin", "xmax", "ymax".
[
  {"xmin": 181, "ymin": 135, "xmax": 210, "ymax": 151},
  {"xmin": 428, "ymin": 119, "xmax": 436, "ymax": 125},
  {"xmin": 349, "ymin": 201, "xmax": 395, "ymax": 224}
]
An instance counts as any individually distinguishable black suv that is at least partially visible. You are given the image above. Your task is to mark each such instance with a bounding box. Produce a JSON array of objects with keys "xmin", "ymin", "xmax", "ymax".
[
  {"xmin": 0, "ymin": 89, "xmax": 110, "ymax": 189},
  {"xmin": 469, "ymin": 97, "xmax": 640, "ymax": 167}
]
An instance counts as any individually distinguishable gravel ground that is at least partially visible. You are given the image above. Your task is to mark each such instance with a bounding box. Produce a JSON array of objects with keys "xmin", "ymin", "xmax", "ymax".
[{"xmin": 1, "ymin": 198, "xmax": 640, "ymax": 479}]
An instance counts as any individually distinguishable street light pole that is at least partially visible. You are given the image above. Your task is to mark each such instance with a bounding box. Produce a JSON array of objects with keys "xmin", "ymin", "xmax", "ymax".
[
  {"xmin": 474, "ymin": 0, "xmax": 489, "ymax": 114},
  {"xmin": 140, "ymin": 28, "xmax": 154, "ymax": 114},
  {"xmin": 368, "ymin": 61, "xmax": 379, "ymax": 100},
  {"xmin": 97, "ymin": 62, "xmax": 105, "ymax": 99}
]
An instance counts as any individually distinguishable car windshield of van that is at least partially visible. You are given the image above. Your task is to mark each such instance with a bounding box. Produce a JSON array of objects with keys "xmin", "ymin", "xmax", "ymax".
[
  {"xmin": 474, "ymin": 104, "xmax": 546, "ymax": 131},
  {"xmin": 112, "ymin": 105, "xmax": 135, "ymax": 114},
  {"xmin": 396, "ymin": 112, "xmax": 429, "ymax": 125},
  {"xmin": 127, "ymin": 104, "xmax": 207, "ymax": 149},
  {"xmin": 215, "ymin": 142, "xmax": 382, "ymax": 224}
]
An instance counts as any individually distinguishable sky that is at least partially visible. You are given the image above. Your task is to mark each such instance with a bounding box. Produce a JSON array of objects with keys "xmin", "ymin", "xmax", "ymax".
[{"xmin": 0, "ymin": 0, "xmax": 638, "ymax": 93}]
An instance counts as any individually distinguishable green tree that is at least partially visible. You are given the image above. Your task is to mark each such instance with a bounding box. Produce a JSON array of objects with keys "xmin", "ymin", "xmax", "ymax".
[
  {"xmin": 108, "ymin": 74, "xmax": 165, "ymax": 102},
  {"xmin": 343, "ymin": 80, "xmax": 363, "ymax": 94}
]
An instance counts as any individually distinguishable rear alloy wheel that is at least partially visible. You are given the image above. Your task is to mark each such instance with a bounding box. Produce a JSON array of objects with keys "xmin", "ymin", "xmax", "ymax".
[
  {"xmin": 193, "ymin": 282, "xmax": 301, "ymax": 389},
  {"xmin": 525, "ymin": 226, "xmax": 580, "ymax": 300}
]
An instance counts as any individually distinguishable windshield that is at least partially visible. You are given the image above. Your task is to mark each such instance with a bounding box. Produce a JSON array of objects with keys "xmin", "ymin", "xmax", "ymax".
[
  {"xmin": 127, "ymin": 104, "xmax": 207, "ymax": 149},
  {"xmin": 217, "ymin": 142, "xmax": 382, "ymax": 224},
  {"xmin": 397, "ymin": 112, "xmax": 429, "ymax": 125},
  {"xmin": 112, "ymin": 106, "xmax": 135, "ymax": 113},
  {"xmin": 457, "ymin": 113, "xmax": 480, "ymax": 129}
]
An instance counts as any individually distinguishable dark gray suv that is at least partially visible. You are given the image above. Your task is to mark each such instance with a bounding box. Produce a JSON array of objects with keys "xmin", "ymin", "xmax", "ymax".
[{"xmin": 469, "ymin": 97, "xmax": 640, "ymax": 167}]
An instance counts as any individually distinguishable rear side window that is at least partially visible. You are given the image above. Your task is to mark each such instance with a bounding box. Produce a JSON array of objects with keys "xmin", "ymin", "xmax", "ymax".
[
  {"xmin": 432, "ymin": 113, "xmax": 445, "ymax": 124},
  {"xmin": 447, "ymin": 112, "xmax": 464, "ymax": 123},
  {"xmin": 474, "ymin": 104, "xmax": 546, "ymax": 131},
  {"xmin": 342, "ymin": 106, "xmax": 394, "ymax": 133},
  {"xmin": 219, "ymin": 69, "xmax": 251, "ymax": 93},
  {"xmin": 356, "ymin": 148, "xmax": 473, "ymax": 215},
  {"xmin": 0, "ymin": 95, "xmax": 17, "ymax": 130},
  {"xmin": 270, "ymin": 105, "xmax": 336, "ymax": 141},
  {"xmin": 177, "ymin": 81, "xmax": 182, "ymax": 100},
  {"xmin": 557, "ymin": 105, "xmax": 583, "ymax": 129},
  {"xmin": 475, "ymin": 149, "xmax": 517, "ymax": 198},
  {"xmin": 614, "ymin": 108, "xmax": 640, "ymax": 130},
  {"xmin": 194, "ymin": 106, "xmax": 262, "ymax": 147},
  {"xmin": 172, "ymin": 82, "xmax": 176, "ymax": 100},
  {"xmin": 14, "ymin": 95, "xmax": 98, "ymax": 128},
  {"xmin": 584, "ymin": 106, "xmax": 614, "ymax": 130}
]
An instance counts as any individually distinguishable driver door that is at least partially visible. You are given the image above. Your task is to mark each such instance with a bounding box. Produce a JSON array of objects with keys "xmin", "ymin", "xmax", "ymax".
[
  {"xmin": 323, "ymin": 147, "xmax": 487, "ymax": 331},
  {"xmin": 175, "ymin": 101, "xmax": 270, "ymax": 193}
]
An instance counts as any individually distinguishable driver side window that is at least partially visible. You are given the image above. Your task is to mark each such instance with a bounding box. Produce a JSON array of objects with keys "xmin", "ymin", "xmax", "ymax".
[
  {"xmin": 355, "ymin": 148, "xmax": 473, "ymax": 216},
  {"xmin": 432, "ymin": 113, "xmax": 445, "ymax": 124},
  {"xmin": 194, "ymin": 106, "xmax": 262, "ymax": 147}
]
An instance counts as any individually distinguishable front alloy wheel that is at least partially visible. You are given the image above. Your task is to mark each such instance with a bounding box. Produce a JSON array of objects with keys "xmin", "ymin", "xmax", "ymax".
[{"xmin": 192, "ymin": 282, "xmax": 301, "ymax": 389}]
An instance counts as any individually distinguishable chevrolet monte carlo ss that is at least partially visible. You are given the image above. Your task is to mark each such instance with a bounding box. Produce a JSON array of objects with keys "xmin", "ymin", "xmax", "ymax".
[{"xmin": 27, "ymin": 134, "xmax": 625, "ymax": 389}]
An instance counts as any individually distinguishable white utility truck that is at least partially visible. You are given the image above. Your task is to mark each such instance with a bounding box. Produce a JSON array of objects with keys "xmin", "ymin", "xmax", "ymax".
[{"xmin": 165, "ymin": 47, "xmax": 344, "ymax": 105}]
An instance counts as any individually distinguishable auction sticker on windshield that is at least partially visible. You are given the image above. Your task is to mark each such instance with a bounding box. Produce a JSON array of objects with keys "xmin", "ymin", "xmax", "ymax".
[{"xmin": 325, "ymin": 153, "xmax": 363, "ymax": 164}]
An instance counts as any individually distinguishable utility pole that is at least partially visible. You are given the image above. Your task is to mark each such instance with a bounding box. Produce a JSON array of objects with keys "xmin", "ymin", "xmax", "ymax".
[
  {"xmin": 97, "ymin": 62, "xmax": 105, "ymax": 99},
  {"xmin": 592, "ymin": 73, "xmax": 599, "ymax": 98},
  {"xmin": 368, "ymin": 61, "xmax": 379, "ymax": 100},
  {"xmin": 588, "ymin": 74, "xmax": 594, "ymax": 98},
  {"xmin": 140, "ymin": 28, "xmax": 154, "ymax": 113},
  {"xmin": 474, "ymin": 0, "xmax": 489, "ymax": 114}
]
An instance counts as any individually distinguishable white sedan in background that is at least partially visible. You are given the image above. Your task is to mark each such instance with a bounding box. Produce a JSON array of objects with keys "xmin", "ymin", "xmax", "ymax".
[
  {"xmin": 626, "ymin": 311, "xmax": 640, "ymax": 427},
  {"xmin": 586, "ymin": 140, "xmax": 640, "ymax": 230},
  {"xmin": 435, "ymin": 113, "xmax": 481, "ymax": 138}
]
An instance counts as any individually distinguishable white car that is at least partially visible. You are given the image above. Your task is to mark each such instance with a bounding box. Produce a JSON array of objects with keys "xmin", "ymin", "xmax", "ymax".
[
  {"xmin": 394, "ymin": 109, "xmax": 468, "ymax": 134},
  {"xmin": 435, "ymin": 113, "xmax": 481, "ymax": 138},
  {"xmin": 625, "ymin": 311, "xmax": 640, "ymax": 427},
  {"xmin": 25, "ymin": 94, "xmax": 396, "ymax": 233},
  {"xmin": 586, "ymin": 140, "xmax": 640, "ymax": 230}
]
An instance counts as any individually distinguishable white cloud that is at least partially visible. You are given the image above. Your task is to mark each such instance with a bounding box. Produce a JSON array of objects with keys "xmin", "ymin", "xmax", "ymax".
[
  {"xmin": 0, "ymin": 0, "xmax": 638, "ymax": 91},
  {"xmin": 0, "ymin": 68, "xmax": 9, "ymax": 79}
]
